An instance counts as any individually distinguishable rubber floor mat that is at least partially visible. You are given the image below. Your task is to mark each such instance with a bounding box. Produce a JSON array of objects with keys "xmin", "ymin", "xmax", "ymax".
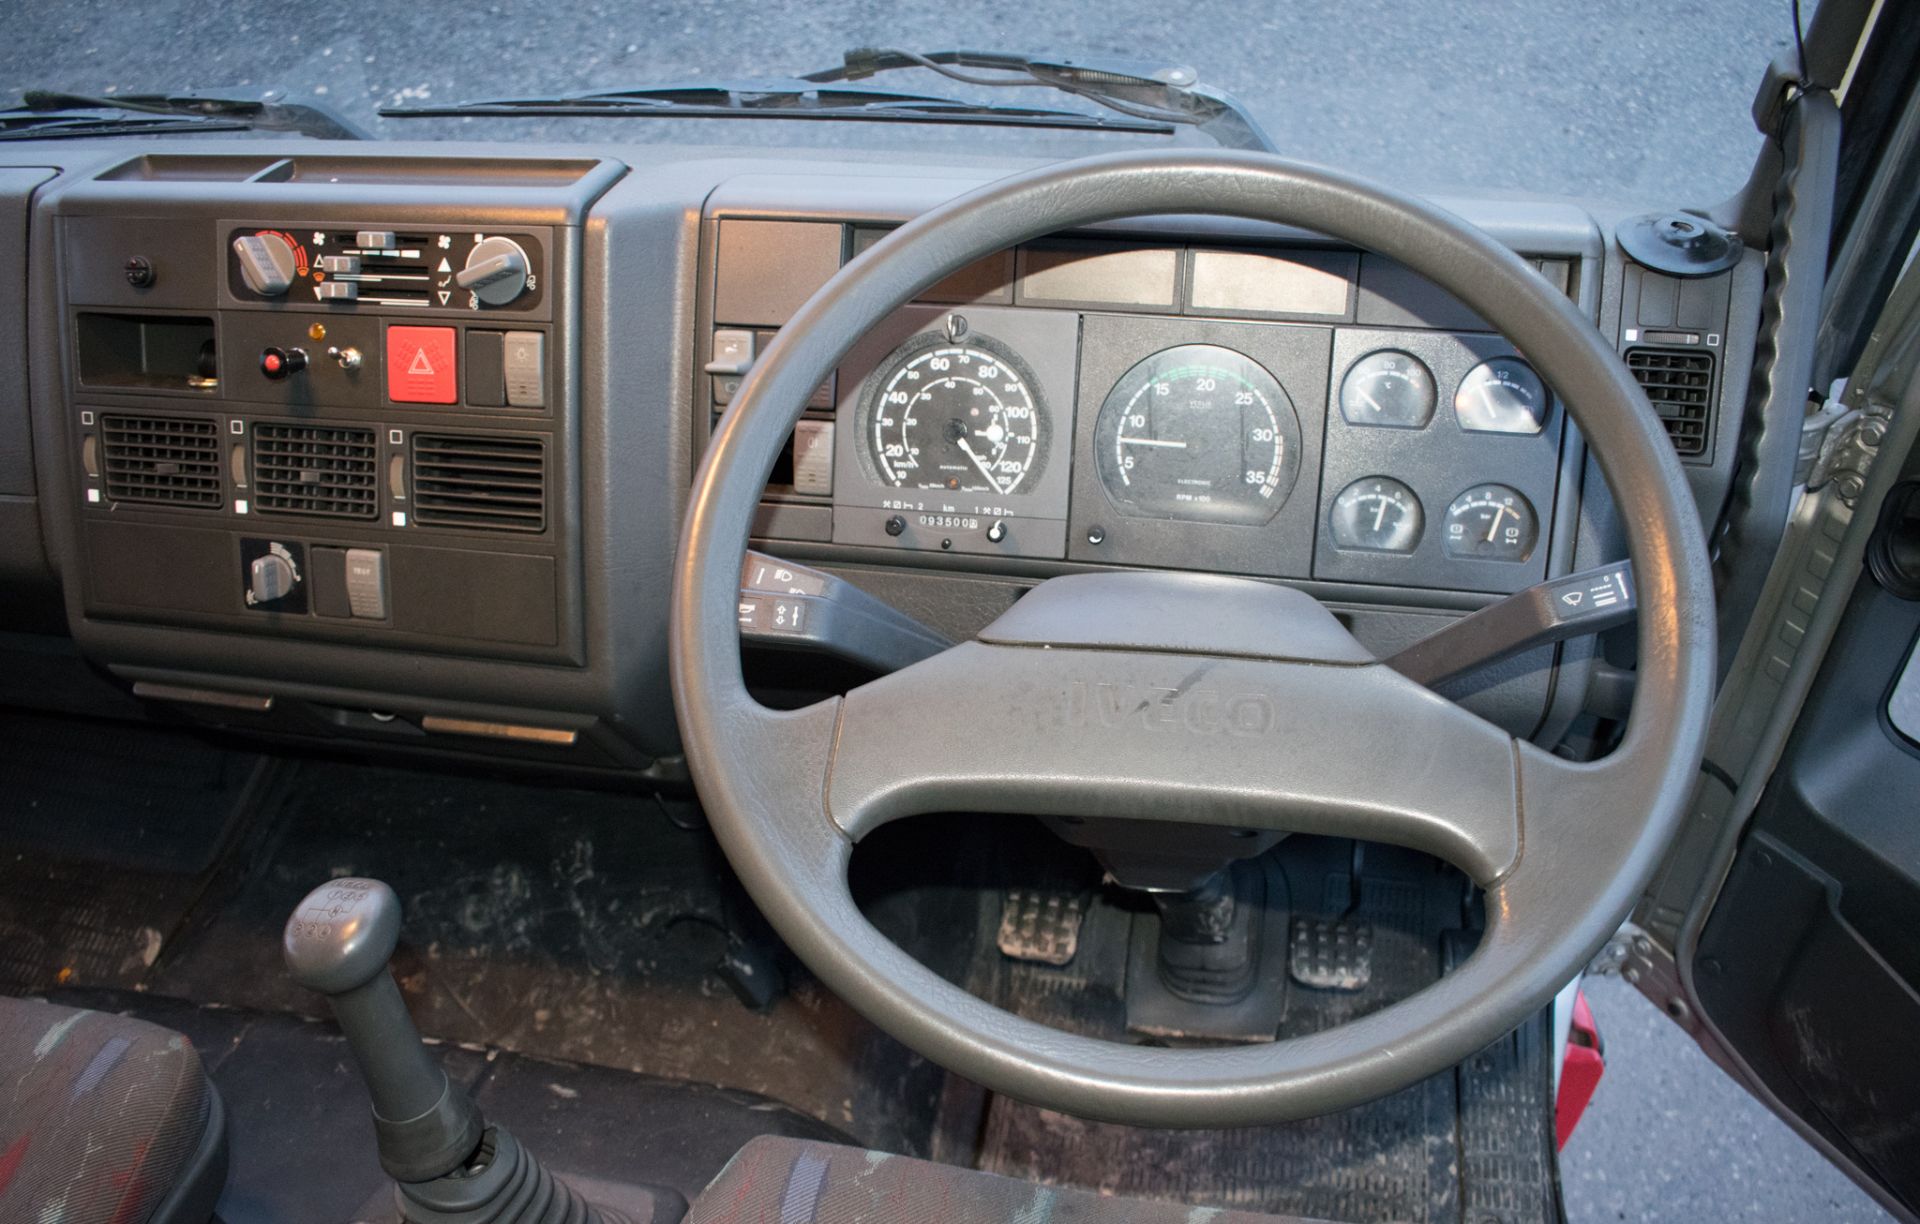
[
  {"xmin": 0, "ymin": 710, "xmax": 266, "ymax": 994},
  {"xmin": 971, "ymin": 846, "xmax": 1559, "ymax": 1224}
]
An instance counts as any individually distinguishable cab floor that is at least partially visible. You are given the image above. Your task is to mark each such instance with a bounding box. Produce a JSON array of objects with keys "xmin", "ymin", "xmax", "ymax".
[{"xmin": 0, "ymin": 710, "xmax": 1560, "ymax": 1224}]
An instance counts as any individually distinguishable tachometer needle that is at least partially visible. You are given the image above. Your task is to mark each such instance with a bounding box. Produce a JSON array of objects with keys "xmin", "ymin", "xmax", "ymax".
[
  {"xmin": 1373, "ymin": 499, "xmax": 1388, "ymax": 532},
  {"xmin": 1119, "ymin": 437, "xmax": 1188, "ymax": 449}
]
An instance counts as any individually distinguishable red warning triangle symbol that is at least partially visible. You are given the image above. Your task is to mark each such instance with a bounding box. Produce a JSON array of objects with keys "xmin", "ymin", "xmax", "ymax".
[{"xmin": 408, "ymin": 347, "xmax": 436, "ymax": 377}]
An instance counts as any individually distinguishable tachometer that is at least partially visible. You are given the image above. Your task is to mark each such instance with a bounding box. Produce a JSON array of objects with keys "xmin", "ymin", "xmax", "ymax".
[
  {"xmin": 861, "ymin": 332, "xmax": 1048, "ymax": 496},
  {"xmin": 1093, "ymin": 344, "xmax": 1302, "ymax": 525}
]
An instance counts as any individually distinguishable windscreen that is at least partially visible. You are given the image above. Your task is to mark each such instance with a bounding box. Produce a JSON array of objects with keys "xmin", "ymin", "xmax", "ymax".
[{"xmin": 2, "ymin": 1, "xmax": 1806, "ymax": 203}]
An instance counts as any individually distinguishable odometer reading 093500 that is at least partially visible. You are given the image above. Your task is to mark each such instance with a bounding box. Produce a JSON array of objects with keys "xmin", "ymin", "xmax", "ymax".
[
  {"xmin": 1093, "ymin": 344, "xmax": 1303, "ymax": 525},
  {"xmin": 862, "ymin": 332, "xmax": 1048, "ymax": 497}
]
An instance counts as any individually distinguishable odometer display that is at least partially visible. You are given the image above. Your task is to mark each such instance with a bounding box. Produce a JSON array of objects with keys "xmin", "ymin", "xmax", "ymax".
[
  {"xmin": 862, "ymin": 332, "xmax": 1047, "ymax": 496},
  {"xmin": 1093, "ymin": 344, "xmax": 1302, "ymax": 525}
]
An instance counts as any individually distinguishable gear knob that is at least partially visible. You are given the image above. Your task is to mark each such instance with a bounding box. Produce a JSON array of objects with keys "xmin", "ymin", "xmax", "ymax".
[
  {"xmin": 285, "ymin": 877, "xmax": 403, "ymax": 995},
  {"xmin": 283, "ymin": 877, "xmax": 483, "ymax": 1183}
]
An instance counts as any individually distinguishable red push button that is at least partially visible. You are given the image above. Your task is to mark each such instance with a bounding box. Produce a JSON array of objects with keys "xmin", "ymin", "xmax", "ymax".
[{"xmin": 387, "ymin": 326, "xmax": 457, "ymax": 404}]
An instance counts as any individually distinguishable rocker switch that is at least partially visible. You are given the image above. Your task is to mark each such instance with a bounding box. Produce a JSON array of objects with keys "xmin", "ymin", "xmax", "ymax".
[{"xmin": 343, "ymin": 549, "xmax": 387, "ymax": 619}]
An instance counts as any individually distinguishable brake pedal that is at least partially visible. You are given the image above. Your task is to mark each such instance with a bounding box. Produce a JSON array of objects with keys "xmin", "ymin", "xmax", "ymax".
[
  {"xmin": 997, "ymin": 889, "xmax": 1088, "ymax": 965},
  {"xmin": 1289, "ymin": 916, "xmax": 1373, "ymax": 991}
]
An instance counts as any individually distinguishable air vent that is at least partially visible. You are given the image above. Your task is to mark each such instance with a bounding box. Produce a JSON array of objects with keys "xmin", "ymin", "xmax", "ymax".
[
  {"xmin": 1627, "ymin": 347, "xmax": 1715, "ymax": 459},
  {"xmin": 99, "ymin": 414, "xmax": 222, "ymax": 508},
  {"xmin": 411, "ymin": 433, "xmax": 546, "ymax": 532},
  {"xmin": 252, "ymin": 423, "xmax": 379, "ymax": 519}
]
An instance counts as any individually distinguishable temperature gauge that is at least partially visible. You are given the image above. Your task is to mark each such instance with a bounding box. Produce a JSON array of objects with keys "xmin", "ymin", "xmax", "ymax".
[
  {"xmin": 1339, "ymin": 351, "xmax": 1436, "ymax": 429},
  {"xmin": 1444, "ymin": 485, "xmax": 1539, "ymax": 562},
  {"xmin": 1329, "ymin": 477, "xmax": 1424, "ymax": 553}
]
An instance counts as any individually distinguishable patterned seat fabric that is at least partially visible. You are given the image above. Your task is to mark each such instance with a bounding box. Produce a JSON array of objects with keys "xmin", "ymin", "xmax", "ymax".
[
  {"xmin": 687, "ymin": 1136, "xmax": 1329, "ymax": 1224},
  {"xmin": 0, "ymin": 996, "xmax": 219, "ymax": 1223}
]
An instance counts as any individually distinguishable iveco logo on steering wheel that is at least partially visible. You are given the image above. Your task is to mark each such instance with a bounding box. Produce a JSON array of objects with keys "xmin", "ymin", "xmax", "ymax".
[{"xmin": 1063, "ymin": 680, "xmax": 1275, "ymax": 736}]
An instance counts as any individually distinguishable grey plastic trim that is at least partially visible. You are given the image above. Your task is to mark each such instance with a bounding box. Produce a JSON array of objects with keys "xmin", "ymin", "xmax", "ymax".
[
  {"xmin": 672, "ymin": 150, "xmax": 1716, "ymax": 1125},
  {"xmin": 1714, "ymin": 90, "xmax": 1842, "ymax": 680}
]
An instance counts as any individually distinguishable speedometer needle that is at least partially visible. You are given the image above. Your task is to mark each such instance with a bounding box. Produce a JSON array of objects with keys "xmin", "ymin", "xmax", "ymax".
[
  {"xmin": 955, "ymin": 438, "xmax": 1002, "ymax": 490},
  {"xmin": 1119, "ymin": 437, "xmax": 1188, "ymax": 449}
]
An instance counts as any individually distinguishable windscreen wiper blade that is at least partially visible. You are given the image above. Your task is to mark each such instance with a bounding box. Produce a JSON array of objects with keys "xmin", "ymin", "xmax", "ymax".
[
  {"xmin": 11, "ymin": 89, "xmax": 369, "ymax": 140},
  {"xmin": 381, "ymin": 81, "xmax": 1173, "ymax": 138},
  {"xmin": 799, "ymin": 49, "xmax": 1277, "ymax": 152},
  {"xmin": 0, "ymin": 109, "xmax": 253, "ymax": 141}
]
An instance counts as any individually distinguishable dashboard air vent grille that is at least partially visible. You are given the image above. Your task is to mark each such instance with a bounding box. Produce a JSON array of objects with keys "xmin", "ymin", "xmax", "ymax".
[
  {"xmin": 99, "ymin": 414, "xmax": 222, "ymax": 508},
  {"xmin": 1626, "ymin": 347, "xmax": 1714, "ymax": 458},
  {"xmin": 252, "ymin": 423, "xmax": 379, "ymax": 519},
  {"xmin": 411, "ymin": 433, "xmax": 546, "ymax": 532}
]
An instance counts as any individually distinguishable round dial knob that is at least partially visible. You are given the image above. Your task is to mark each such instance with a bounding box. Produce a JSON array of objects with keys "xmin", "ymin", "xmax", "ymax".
[
  {"xmin": 455, "ymin": 236, "xmax": 530, "ymax": 306},
  {"xmin": 233, "ymin": 232, "xmax": 298, "ymax": 298}
]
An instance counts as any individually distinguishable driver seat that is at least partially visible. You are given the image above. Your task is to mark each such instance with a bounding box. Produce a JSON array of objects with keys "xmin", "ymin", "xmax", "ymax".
[{"xmin": 688, "ymin": 1136, "xmax": 1328, "ymax": 1224}]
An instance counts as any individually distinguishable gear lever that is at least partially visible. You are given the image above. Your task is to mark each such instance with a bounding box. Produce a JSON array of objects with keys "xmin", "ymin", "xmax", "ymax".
[
  {"xmin": 283, "ymin": 878, "xmax": 484, "ymax": 1182},
  {"xmin": 285, "ymin": 878, "xmax": 643, "ymax": 1223}
]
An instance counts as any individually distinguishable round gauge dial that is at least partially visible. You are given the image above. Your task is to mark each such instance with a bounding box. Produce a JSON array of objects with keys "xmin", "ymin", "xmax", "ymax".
[
  {"xmin": 1093, "ymin": 344, "xmax": 1302, "ymax": 524},
  {"xmin": 862, "ymin": 332, "xmax": 1048, "ymax": 495},
  {"xmin": 1455, "ymin": 357, "xmax": 1550, "ymax": 434},
  {"xmin": 1339, "ymin": 351, "xmax": 1436, "ymax": 429},
  {"xmin": 1444, "ymin": 485, "xmax": 1539, "ymax": 562},
  {"xmin": 1329, "ymin": 477, "xmax": 1424, "ymax": 553}
]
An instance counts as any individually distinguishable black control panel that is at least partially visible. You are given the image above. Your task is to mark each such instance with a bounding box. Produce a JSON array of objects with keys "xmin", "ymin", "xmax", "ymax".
[{"xmin": 62, "ymin": 210, "xmax": 576, "ymax": 663}]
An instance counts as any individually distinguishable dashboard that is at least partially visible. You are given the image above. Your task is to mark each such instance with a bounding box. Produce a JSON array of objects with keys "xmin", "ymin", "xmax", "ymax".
[{"xmin": 0, "ymin": 142, "xmax": 1765, "ymax": 777}]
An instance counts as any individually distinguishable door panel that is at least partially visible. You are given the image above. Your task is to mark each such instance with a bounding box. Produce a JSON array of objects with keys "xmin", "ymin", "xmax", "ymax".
[{"xmin": 1693, "ymin": 580, "xmax": 1920, "ymax": 1211}]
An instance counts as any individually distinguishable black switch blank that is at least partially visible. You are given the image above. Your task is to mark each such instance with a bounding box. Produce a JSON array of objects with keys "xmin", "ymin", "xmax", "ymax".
[
  {"xmin": 311, "ymin": 547, "xmax": 353, "ymax": 618},
  {"xmin": 465, "ymin": 330, "xmax": 505, "ymax": 407}
]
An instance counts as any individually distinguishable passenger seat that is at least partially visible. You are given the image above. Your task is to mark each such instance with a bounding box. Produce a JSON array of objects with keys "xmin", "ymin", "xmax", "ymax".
[{"xmin": 0, "ymin": 996, "xmax": 227, "ymax": 1223}]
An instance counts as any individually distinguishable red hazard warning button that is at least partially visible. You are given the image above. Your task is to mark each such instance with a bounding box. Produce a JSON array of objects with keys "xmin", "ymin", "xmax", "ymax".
[{"xmin": 387, "ymin": 326, "xmax": 457, "ymax": 404}]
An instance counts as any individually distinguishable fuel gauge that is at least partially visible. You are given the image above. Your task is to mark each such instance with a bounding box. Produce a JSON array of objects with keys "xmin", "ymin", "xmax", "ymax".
[
  {"xmin": 1444, "ymin": 485, "xmax": 1538, "ymax": 562},
  {"xmin": 1330, "ymin": 477, "xmax": 1424, "ymax": 553}
]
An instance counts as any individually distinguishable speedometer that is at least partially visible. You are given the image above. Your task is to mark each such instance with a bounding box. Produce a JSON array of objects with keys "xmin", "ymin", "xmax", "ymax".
[
  {"xmin": 860, "ymin": 332, "xmax": 1048, "ymax": 496},
  {"xmin": 1092, "ymin": 344, "xmax": 1302, "ymax": 525}
]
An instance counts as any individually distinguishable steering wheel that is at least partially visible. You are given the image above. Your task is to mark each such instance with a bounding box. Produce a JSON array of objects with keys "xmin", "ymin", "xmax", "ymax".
[{"xmin": 671, "ymin": 150, "xmax": 1714, "ymax": 1126}]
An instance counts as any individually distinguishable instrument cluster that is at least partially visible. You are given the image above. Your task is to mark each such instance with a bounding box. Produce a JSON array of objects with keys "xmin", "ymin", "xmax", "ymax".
[{"xmin": 814, "ymin": 305, "xmax": 1565, "ymax": 595}]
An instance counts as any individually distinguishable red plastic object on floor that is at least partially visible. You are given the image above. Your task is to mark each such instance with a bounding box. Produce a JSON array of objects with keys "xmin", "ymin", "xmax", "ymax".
[{"xmin": 1555, "ymin": 988, "xmax": 1606, "ymax": 1149}]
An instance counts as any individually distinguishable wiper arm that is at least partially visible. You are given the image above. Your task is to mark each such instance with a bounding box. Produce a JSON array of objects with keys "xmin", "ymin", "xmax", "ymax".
[
  {"xmin": 381, "ymin": 81, "xmax": 1173, "ymax": 139},
  {"xmin": 13, "ymin": 89, "xmax": 369, "ymax": 140},
  {"xmin": 800, "ymin": 48, "xmax": 1277, "ymax": 153}
]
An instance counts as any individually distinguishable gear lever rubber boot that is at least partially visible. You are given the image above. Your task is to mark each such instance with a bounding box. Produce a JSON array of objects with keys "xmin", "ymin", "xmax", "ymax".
[{"xmin": 285, "ymin": 878, "xmax": 634, "ymax": 1224}]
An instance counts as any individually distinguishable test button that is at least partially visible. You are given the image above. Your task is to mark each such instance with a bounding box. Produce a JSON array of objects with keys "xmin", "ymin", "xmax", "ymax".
[{"xmin": 344, "ymin": 548, "xmax": 388, "ymax": 619}]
